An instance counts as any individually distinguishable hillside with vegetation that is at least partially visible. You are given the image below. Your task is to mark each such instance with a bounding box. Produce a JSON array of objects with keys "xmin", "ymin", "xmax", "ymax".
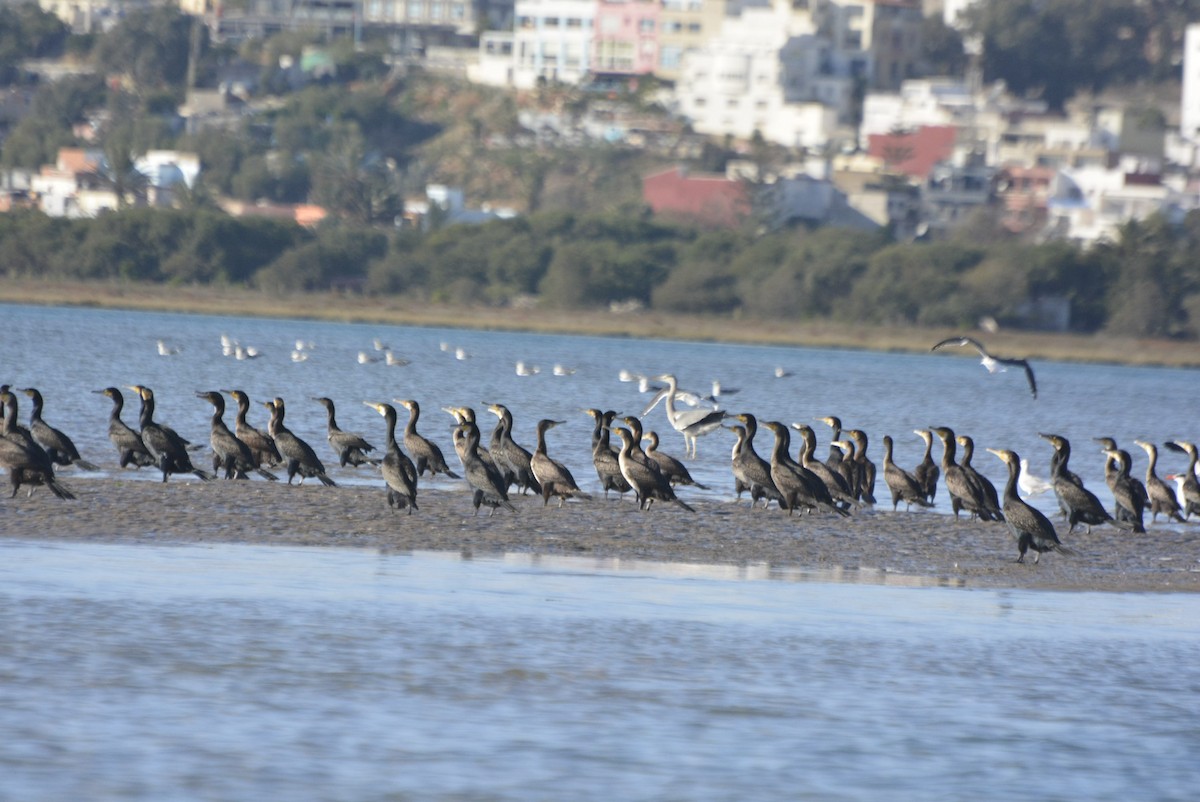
[{"xmin": 1, "ymin": 2, "xmax": 1199, "ymax": 343}]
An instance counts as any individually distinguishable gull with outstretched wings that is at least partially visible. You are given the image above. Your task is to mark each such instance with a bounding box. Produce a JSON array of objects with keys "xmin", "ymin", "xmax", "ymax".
[{"xmin": 931, "ymin": 336, "xmax": 1037, "ymax": 399}]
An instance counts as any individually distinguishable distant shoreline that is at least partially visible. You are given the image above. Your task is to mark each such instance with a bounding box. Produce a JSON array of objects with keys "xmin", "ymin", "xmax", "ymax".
[
  {"xmin": 1, "ymin": 476, "xmax": 1197, "ymax": 593},
  {"xmin": 3, "ymin": 278, "xmax": 1199, "ymax": 368}
]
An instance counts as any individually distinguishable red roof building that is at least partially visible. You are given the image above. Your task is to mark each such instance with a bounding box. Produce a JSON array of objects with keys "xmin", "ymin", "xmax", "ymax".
[
  {"xmin": 866, "ymin": 125, "xmax": 958, "ymax": 179},
  {"xmin": 642, "ymin": 166, "xmax": 750, "ymax": 228}
]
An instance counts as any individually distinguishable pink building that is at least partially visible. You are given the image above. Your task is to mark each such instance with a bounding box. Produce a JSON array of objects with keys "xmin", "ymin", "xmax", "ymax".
[{"xmin": 592, "ymin": 0, "xmax": 660, "ymax": 75}]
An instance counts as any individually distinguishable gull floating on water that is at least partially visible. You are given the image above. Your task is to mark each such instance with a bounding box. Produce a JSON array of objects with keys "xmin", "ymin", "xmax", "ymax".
[
  {"xmin": 515, "ymin": 361, "xmax": 540, "ymax": 376},
  {"xmin": 156, "ymin": 340, "xmax": 180, "ymax": 356},
  {"xmin": 455, "ymin": 347, "xmax": 470, "ymax": 361},
  {"xmin": 774, "ymin": 366, "xmax": 793, "ymax": 378},
  {"xmin": 385, "ymin": 351, "xmax": 410, "ymax": 367},
  {"xmin": 553, "ymin": 364, "xmax": 576, "ymax": 376},
  {"xmin": 234, "ymin": 344, "xmax": 260, "ymax": 360},
  {"xmin": 357, "ymin": 351, "xmax": 380, "ymax": 365}
]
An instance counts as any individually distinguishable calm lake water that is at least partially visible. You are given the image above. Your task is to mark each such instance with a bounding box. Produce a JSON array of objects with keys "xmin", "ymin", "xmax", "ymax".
[
  {"xmin": 2, "ymin": 539, "xmax": 1198, "ymax": 801},
  {"xmin": 2, "ymin": 304, "xmax": 1199, "ymax": 799}
]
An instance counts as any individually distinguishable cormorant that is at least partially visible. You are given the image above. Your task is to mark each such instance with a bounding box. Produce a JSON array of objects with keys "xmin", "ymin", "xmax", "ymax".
[
  {"xmin": 1100, "ymin": 448, "xmax": 1145, "ymax": 533},
  {"xmin": 610, "ymin": 425, "xmax": 694, "ymax": 512},
  {"xmin": 583, "ymin": 409, "xmax": 633, "ymax": 498},
  {"xmin": 930, "ymin": 427, "xmax": 1001, "ymax": 521},
  {"xmin": 127, "ymin": 385, "xmax": 214, "ymax": 483},
  {"xmin": 641, "ymin": 373, "xmax": 726, "ymax": 457},
  {"xmin": 956, "ymin": 434, "xmax": 1002, "ymax": 515},
  {"xmin": 987, "ymin": 448, "xmax": 1073, "ymax": 563},
  {"xmin": 731, "ymin": 413, "xmax": 783, "ymax": 508},
  {"xmin": 912, "ymin": 429, "xmax": 939, "ymax": 504},
  {"xmin": 196, "ymin": 391, "xmax": 277, "ymax": 481},
  {"xmin": 727, "ymin": 424, "xmax": 780, "ymax": 509},
  {"xmin": 396, "ymin": 399, "xmax": 459, "ymax": 479},
  {"xmin": 1094, "ymin": 436, "xmax": 1149, "ymax": 526},
  {"xmin": 931, "ymin": 336, "xmax": 1038, "ymax": 399},
  {"xmin": 263, "ymin": 397, "xmax": 336, "ymax": 486},
  {"xmin": 94, "ymin": 387, "xmax": 156, "ymax": 468},
  {"xmin": 486, "ymin": 403, "xmax": 540, "ymax": 494},
  {"xmin": 19, "ymin": 387, "xmax": 100, "ymax": 471},
  {"xmin": 312, "ymin": 396, "xmax": 377, "ymax": 467},
  {"xmin": 790, "ymin": 423, "xmax": 857, "ymax": 508},
  {"xmin": 223, "ymin": 390, "xmax": 282, "ymax": 470},
  {"xmin": 644, "ymin": 430, "xmax": 708, "ymax": 489},
  {"xmin": 0, "ymin": 389, "xmax": 75, "ymax": 499},
  {"xmin": 847, "ymin": 429, "xmax": 877, "ymax": 505},
  {"xmin": 530, "ymin": 419, "xmax": 591, "ymax": 507},
  {"xmin": 364, "ymin": 402, "xmax": 418, "ymax": 514},
  {"xmin": 817, "ymin": 415, "xmax": 845, "ymax": 470},
  {"xmin": 1134, "ymin": 440, "xmax": 1185, "ymax": 524},
  {"xmin": 1038, "ymin": 433, "xmax": 1129, "ymax": 533},
  {"xmin": 760, "ymin": 421, "xmax": 849, "ymax": 517},
  {"xmin": 1164, "ymin": 440, "xmax": 1200, "ymax": 519},
  {"xmin": 881, "ymin": 435, "xmax": 934, "ymax": 511},
  {"xmin": 453, "ymin": 416, "xmax": 516, "ymax": 516}
]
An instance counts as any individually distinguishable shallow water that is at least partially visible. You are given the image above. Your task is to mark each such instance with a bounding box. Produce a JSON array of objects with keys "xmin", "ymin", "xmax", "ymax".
[
  {"xmin": 1, "ymin": 539, "xmax": 1197, "ymax": 801},
  {"xmin": 2, "ymin": 303, "xmax": 1198, "ymax": 515}
]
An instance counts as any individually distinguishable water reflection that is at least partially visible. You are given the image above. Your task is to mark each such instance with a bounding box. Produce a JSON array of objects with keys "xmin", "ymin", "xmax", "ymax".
[{"xmin": 2, "ymin": 539, "xmax": 1197, "ymax": 801}]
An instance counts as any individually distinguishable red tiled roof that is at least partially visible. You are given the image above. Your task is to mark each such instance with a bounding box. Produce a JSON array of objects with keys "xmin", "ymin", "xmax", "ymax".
[
  {"xmin": 642, "ymin": 167, "xmax": 750, "ymax": 228},
  {"xmin": 867, "ymin": 126, "xmax": 957, "ymax": 179}
]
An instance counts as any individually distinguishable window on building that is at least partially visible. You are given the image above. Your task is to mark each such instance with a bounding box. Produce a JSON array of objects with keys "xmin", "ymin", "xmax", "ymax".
[
  {"xmin": 544, "ymin": 16, "xmax": 560, "ymax": 27},
  {"xmin": 659, "ymin": 45, "xmax": 681, "ymax": 69},
  {"xmin": 407, "ymin": 0, "xmax": 423, "ymax": 18},
  {"xmin": 695, "ymin": 97, "xmax": 706, "ymax": 107},
  {"xmin": 639, "ymin": 18, "xmax": 654, "ymax": 33},
  {"xmin": 430, "ymin": 1, "xmax": 442, "ymax": 18},
  {"xmin": 450, "ymin": 2, "xmax": 464, "ymax": 19},
  {"xmin": 687, "ymin": 22, "xmax": 701, "ymax": 33},
  {"xmin": 566, "ymin": 17, "xmax": 582, "ymax": 28}
]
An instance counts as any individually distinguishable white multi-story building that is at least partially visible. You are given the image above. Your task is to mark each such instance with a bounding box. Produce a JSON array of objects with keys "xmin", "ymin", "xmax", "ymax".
[
  {"xmin": 511, "ymin": 0, "xmax": 596, "ymax": 89},
  {"xmin": 675, "ymin": 0, "xmax": 847, "ymax": 148},
  {"xmin": 1181, "ymin": 24, "xmax": 1200, "ymax": 143}
]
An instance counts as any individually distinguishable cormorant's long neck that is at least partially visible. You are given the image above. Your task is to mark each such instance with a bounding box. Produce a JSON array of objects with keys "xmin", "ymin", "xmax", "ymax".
[
  {"xmin": 769, "ymin": 429, "xmax": 789, "ymax": 465},
  {"xmin": 1003, "ymin": 459, "xmax": 1020, "ymax": 503},
  {"xmin": 405, "ymin": 405, "xmax": 420, "ymax": 436},
  {"xmin": 535, "ymin": 425, "xmax": 549, "ymax": 456},
  {"xmin": 2, "ymin": 398, "xmax": 16, "ymax": 435},
  {"xmin": 109, "ymin": 396, "xmax": 124, "ymax": 424},
  {"xmin": 1145, "ymin": 447, "xmax": 1158, "ymax": 481},
  {"xmin": 139, "ymin": 396, "xmax": 154, "ymax": 429},
  {"xmin": 939, "ymin": 437, "xmax": 956, "ymax": 469},
  {"xmin": 589, "ymin": 415, "xmax": 602, "ymax": 450},
  {"xmin": 28, "ymin": 394, "xmax": 44, "ymax": 424},
  {"xmin": 743, "ymin": 417, "xmax": 757, "ymax": 442},
  {"xmin": 882, "ymin": 439, "xmax": 894, "ymax": 468},
  {"xmin": 383, "ymin": 411, "xmax": 398, "ymax": 449},
  {"xmin": 960, "ymin": 441, "xmax": 974, "ymax": 468},
  {"xmin": 325, "ymin": 406, "xmax": 339, "ymax": 432}
]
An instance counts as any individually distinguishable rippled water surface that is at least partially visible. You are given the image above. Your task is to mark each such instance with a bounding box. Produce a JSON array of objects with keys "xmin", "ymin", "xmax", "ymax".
[
  {"xmin": 2, "ymin": 540, "xmax": 1198, "ymax": 801},
  {"xmin": 3, "ymin": 303, "xmax": 1198, "ymax": 512},
  {"xmin": 3, "ymin": 305, "xmax": 1200, "ymax": 799}
]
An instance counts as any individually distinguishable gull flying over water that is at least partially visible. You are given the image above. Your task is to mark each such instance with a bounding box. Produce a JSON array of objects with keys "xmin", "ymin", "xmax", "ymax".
[{"xmin": 931, "ymin": 335, "xmax": 1038, "ymax": 399}]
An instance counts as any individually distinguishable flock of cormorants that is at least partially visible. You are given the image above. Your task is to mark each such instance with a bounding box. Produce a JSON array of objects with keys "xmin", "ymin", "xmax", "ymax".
[{"xmin": 2, "ymin": 368, "xmax": 1198, "ymax": 565}]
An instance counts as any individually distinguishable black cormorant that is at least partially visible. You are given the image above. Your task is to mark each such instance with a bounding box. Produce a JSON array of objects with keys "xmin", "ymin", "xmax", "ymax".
[
  {"xmin": 364, "ymin": 402, "xmax": 418, "ymax": 513},
  {"xmin": 453, "ymin": 417, "xmax": 516, "ymax": 516},
  {"xmin": 583, "ymin": 409, "xmax": 633, "ymax": 498},
  {"xmin": 486, "ymin": 403, "xmax": 540, "ymax": 495},
  {"xmin": 197, "ymin": 391, "xmax": 277, "ymax": 481},
  {"xmin": 0, "ymin": 389, "xmax": 75, "ymax": 499},
  {"xmin": 94, "ymin": 387, "xmax": 156, "ymax": 468},
  {"xmin": 223, "ymin": 389, "xmax": 282, "ymax": 470},
  {"xmin": 396, "ymin": 399, "xmax": 459, "ymax": 479},
  {"xmin": 731, "ymin": 413, "xmax": 783, "ymax": 508},
  {"xmin": 312, "ymin": 396, "xmax": 377, "ymax": 467},
  {"xmin": 881, "ymin": 435, "xmax": 934, "ymax": 511},
  {"xmin": 956, "ymin": 434, "xmax": 1002, "ymax": 515},
  {"xmin": 644, "ymin": 430, "xmax": 708, "ymax": 489},
  {"xmin": 987, "ymin": 448, "xmax": 1073, "ymax": 564},
  {"xmin": 912, "ymin": 429, "xmax": 939, "ymax": 504},
  {"xmin": 611, "ymin": 426, "xmax": 694, "ymax": 512},
  {"xmin": 847, "ymin": 429, "xmax": 877, "ymax": 505},
  {"xmin": 1134, "ymin": 440, "xmax": 1185, "ymax": 524},
  {"xmin": 790, "ymin": 423, "xmax": 857, "ymax": 508},
  {"xmin": 1039, "ymin": 433, "xmax": 1129, "ymax": 533},
  {"xmin": 1100, "ymin": 448, "xmax": 1146, "ymax": 533},
  {"xmin": 931, "ymin": 336, "xmax": 1037, "ymax": 399},
  {"xmin": 1164, "ymin": 440, "xmax": 1200, "ymax": 519},
  {"xmin": 264, "ymin": 397, "xmax": 336, "ymax": 486},
  {"xmin": 530, "ymin": 419, "xmax": 591, "ymax": 507},
  {"xmin": 18, "ymin": 388, "xmax": 100, "ymax": 471},
  {"xmin": 930, "ymin": 427, "xmax": 1000, "ymax": 521},
  {"xmin": 760, "ymin": 421, "xmax": 848, "ymax": 518},
  {"xmin": 127, "ymin": 385, "xmax": 214, "ymax": 483}
]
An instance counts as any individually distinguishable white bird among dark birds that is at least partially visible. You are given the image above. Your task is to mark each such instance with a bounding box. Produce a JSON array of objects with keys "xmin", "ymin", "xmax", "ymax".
[
  {"xmin": 157, "ymin": 340, "xmax": 180, "ymax": 356},
  {"xmin": 641, "ymin": 373, "xmax": 727, "ymax": 458},
  {"xmin": 931, "ymin": 335, "xmax": 1038, "ymax": 399},
  {"xmin": 384, "ymin": 351, "xmax": 410, "ymax": 367},
  {"xmin": 1018, "ymin": 458, "xmax": 1053, "ymax": 498}
]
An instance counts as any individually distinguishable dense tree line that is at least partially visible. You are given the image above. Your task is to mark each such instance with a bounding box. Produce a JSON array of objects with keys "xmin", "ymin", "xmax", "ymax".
[{"xmin": 2, "ymin": 207, "xmax": 1198, "ymax": 339}]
